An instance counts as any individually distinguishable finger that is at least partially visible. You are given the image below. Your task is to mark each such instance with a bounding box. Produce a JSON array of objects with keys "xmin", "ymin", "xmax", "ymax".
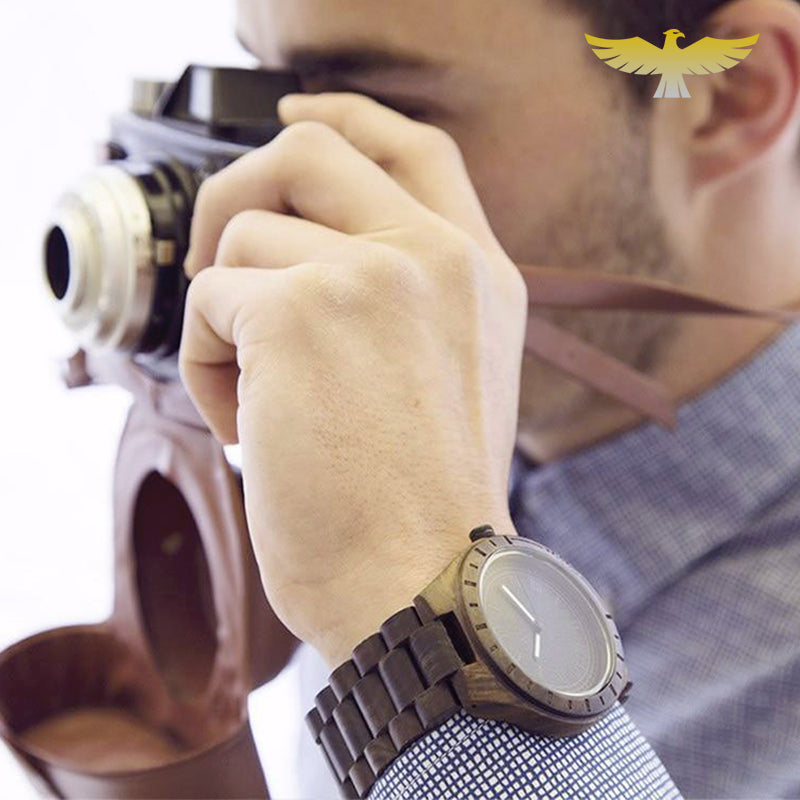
[
  {"xmin": 277, "ymin": 92, "xmax": 496, "ymax": 245},
  {"xmin": 187, "ymin": 208, "xmax": 384, "ymax": 279},
  {"xmin": 184, "ymin": 120, "xmax": 424, "ymax": 276},
  {"xmin": 179, "ymin": 266, "xmax": 283, "ymax": 444}
]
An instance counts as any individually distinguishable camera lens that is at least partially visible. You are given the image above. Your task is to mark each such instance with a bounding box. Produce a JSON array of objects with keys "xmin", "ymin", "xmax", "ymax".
[{"xmin": 43, "ymin": 159, "xmax": 196, "ymax": 367}]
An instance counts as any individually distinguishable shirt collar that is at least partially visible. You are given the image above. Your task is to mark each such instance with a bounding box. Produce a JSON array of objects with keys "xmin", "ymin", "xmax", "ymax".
[{"xmin": 509, "ymin": 322, "xmax": 800, "ymax": 627}]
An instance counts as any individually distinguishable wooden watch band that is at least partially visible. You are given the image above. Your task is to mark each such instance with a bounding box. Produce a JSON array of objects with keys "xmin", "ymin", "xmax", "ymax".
[{"xmin": 305, "ymin": 605, "xmax": 464, "ymax": 799}]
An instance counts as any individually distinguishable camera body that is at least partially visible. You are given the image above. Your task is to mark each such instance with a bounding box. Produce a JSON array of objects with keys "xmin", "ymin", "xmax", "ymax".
[{"xmin": 44, "ymin": 65, "xmax": 300, "ymax": 380}]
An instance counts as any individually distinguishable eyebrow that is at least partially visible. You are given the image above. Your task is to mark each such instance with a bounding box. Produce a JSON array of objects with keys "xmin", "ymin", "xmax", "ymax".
[{"xmin": 236, "ymin": 31, "xmax": 446, "ymax": 77}]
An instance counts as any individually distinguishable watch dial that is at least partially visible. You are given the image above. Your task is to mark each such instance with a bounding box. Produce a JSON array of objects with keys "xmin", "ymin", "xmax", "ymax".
[{"xmin": 478, "ymin": 548, "xmax": 614, "ymax": 696}]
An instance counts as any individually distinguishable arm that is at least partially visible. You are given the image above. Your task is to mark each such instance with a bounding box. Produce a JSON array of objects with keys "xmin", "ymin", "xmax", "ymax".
[{"xmin": 177, "ymin": 93, "xmax": 680, "ymax": 799}]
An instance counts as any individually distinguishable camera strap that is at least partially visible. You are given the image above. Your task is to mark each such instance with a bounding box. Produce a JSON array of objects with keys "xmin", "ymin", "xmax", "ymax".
[{"xmin": 516, "ymin": 264, "xmax": 800, "ymax": 427}]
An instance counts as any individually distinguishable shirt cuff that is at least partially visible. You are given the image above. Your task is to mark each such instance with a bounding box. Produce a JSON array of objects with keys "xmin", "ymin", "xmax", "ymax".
[{"xmin": 368, "ymin": 703, "xmax": 682, "ymax": 800}]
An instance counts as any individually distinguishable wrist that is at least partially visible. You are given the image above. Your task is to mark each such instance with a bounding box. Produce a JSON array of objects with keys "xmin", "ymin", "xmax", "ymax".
[
  {"xmin": 313, "ymin": 512, "xmax": 516, "ymax": 668},
  {"xmin": 316, "ymin": 549, "xmax": 460, "ymax": 669}
]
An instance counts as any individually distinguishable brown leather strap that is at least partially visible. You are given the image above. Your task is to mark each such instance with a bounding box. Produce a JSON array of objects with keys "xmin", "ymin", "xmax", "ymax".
[
  {"xmin": 305, "ymin": 607, "xmax": 463, "ymax": 799},
  {"xmin": 516, "ymin": 264, "xmax": 800, "ymax": 427},
  {"xmin": 520, "ymin": 266, "xmax": 800, "ymax": 319}
]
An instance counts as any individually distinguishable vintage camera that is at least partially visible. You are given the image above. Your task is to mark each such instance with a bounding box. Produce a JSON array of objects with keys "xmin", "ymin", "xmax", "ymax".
[{"xmin": 42, "ymin": 65, "xmax": 301, "ymax": 380}]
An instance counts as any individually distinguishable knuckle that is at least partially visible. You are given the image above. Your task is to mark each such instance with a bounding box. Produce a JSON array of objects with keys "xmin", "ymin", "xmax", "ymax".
[
  {"xmin": 193, "ymin": 172, "xmax": 221, "ymax": 215},
  {"xmin": 412, "ymin": 122, "xmax": 462, "ymax": 161},
  {"xmin": 215, "ymin": 209, "xmax": 259, "ymax": 263},
  {"xmin": 506, "ymin": 264, "xmax": 530, "ymax": 310},
  {"xmin": 430, "ymin": 227, "xmax": 484, "ymax": 291},
  {"xmin": 287, "ymin": 255, "xmax": 421, "ymax": 318},
  {"xmin": 182, "ymin": 267, "xmax": 220, "ymax": 324},
  {"xmin": 288, "ymin": 264, "xmax": 358, "ymax": 316},
  {"xmin": 275, "ymin": 119, "xmax": 336, "ymax": 152},
  {"xmin": 184, "ymin": 264, "xmax": 217, "ymax": 305},
  {"xmin": 339, "ymin": 93, "xmax": 385, "ymax": 125},
  {"xmin": 354, "ymin": 250, "xmax": 422, "ymax": 303}
]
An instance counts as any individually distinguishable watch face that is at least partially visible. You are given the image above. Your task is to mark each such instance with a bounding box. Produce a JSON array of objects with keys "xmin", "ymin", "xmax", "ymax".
[
  {"xmin": 478, "ymin": 548, "xmax": 614, "ymax": 696},
  {"xmin": 459, "ymin": 536, "xmax": 625, "ymax": 715}
]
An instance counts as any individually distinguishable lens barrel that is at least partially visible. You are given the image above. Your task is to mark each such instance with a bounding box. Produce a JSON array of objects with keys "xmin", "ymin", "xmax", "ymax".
[
  {"xmin": 42, "ymin": 66, "xmax": 302, "ymax": 374},
  {"xmin": 43, "ymin": 159, "xmax": 196, "ymax": 364}
]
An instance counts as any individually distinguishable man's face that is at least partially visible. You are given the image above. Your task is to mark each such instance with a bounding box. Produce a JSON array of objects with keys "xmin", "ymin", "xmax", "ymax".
[{"xmin": 236, "ymin": 0, "xmax": 681, "ymax": 436}]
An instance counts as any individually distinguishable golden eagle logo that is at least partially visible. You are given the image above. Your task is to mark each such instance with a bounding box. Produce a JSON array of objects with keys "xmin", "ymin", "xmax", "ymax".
[{"xmin": 585, "ymin": 29, "xmax": 759, "ymax": 98}]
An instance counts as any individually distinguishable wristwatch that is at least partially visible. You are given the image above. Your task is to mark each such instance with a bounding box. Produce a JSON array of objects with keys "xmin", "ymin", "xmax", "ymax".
[{"xmin": 305, "ymin": 525, "xmax": 631, "ymax": 799}]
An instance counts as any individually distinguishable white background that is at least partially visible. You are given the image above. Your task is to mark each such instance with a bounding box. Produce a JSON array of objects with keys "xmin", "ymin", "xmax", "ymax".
[{"xmin": 0, "ymin": 2, "xmax": 303, "ymax": 797}]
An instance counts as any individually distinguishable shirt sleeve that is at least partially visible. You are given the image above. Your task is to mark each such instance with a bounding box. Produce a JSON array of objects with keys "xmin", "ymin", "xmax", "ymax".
[{"xmin": 368, "ymin": 703, "xmax": 682, "ymax": 800}]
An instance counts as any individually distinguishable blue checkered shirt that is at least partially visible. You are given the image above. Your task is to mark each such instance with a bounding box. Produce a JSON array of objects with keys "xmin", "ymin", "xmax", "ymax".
[{"xmin": 301, "ymin": 322, "xmax": 800, "ymax": 799}]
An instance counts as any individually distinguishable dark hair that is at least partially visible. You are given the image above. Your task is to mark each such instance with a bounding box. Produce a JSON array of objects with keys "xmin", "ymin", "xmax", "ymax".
[{"xmin": 567, "ymin": 0, "xmax": 743, "ymax": 102}]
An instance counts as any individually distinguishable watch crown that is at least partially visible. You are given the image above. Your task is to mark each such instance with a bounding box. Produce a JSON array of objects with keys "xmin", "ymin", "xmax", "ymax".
[{"xmin": 469, "ymin": 525, "xmax": 495, "ymax": 542}]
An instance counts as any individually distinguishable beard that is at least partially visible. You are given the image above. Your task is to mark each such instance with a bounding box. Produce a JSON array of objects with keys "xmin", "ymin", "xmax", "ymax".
[{"xmin": 517, "ymin": 111, "xmax": 685, "ymax": 435}]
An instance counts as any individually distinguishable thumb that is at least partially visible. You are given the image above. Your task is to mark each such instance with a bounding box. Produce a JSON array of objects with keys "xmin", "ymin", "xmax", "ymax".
[{"xmin": 179, "ymin": 265, "xmax": 278, "ymax": 444}]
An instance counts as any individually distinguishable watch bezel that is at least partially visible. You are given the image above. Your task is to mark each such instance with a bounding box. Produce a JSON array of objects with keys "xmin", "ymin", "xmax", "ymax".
[{"xmin": 457, "ymin": 535, "xmax": 628, "ymax": 719}]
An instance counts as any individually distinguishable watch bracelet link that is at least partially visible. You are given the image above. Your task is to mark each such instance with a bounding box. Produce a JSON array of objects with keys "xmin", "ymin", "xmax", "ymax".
[{"xmin": 305, "ymin": 605, "xmax": 465, "ymax": 799}]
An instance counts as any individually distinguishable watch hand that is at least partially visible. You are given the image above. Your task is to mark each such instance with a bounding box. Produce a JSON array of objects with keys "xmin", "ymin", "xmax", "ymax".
[
  {"xmin": 502, "ymin": 584, "xmax": 543, "ymax": 661},
  {"xmin": 502, "ymin": 584, "xmax": 538, "ymax": 626}
]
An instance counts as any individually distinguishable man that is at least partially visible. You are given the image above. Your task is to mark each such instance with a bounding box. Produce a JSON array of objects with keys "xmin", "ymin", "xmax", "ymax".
[{"xmin": 179, "ymin": 0, "xmax": 800, "ymax": 797}]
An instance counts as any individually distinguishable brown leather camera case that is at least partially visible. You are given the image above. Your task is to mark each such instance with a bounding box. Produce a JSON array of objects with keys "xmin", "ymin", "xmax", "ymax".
[{"xmin": 0, "ymin": 351, "xmax": 296, "ymax": 799}]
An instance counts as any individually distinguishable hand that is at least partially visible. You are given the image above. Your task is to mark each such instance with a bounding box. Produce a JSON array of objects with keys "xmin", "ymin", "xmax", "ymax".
[{"xmin": 180, "ymin": 93, "xmax": 528, "ymax": 667}]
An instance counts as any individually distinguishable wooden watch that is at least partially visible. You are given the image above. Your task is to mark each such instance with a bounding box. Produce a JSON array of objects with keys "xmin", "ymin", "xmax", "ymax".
[{"xmin": 305, "ymin": 525, "xmax": 631, "ymax": 799}]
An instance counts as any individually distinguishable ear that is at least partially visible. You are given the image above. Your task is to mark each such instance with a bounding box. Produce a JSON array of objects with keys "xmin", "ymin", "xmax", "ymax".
[{"xmin": 685, "ymin": 0, "xmax": 800, "ymax": 189}]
